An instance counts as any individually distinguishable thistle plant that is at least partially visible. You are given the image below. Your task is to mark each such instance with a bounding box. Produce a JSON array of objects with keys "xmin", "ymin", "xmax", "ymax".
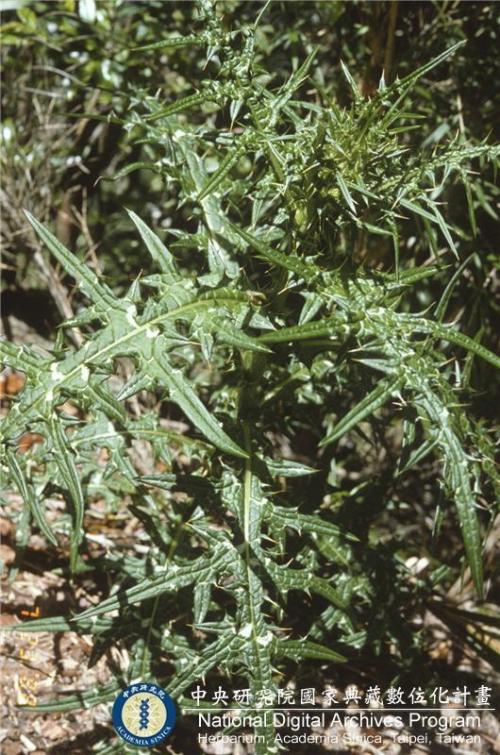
[{"xmin": 2, "ymin": 3, "xmax": 499, "ymax": 752}]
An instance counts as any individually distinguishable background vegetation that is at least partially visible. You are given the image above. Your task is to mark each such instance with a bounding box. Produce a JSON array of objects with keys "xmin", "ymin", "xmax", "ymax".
[{"xmin": 1, "ymin": 1, "xmax": 499, "ymax": 753}]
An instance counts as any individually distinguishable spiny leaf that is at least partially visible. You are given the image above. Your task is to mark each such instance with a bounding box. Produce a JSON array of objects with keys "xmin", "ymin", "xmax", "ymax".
[
  {"xmin": 2, "ymin": 614, "xmax": 114, "ymax": 633},
  {"xmin": 197, "ymin": 141, "xmax": 246, "ymax": 201},
  {"xmin": 336, "ymin": 172, "xmax": 358, "ymax": 215},
  {"xmin": 269, "ymin": 504, "xmax": 357, "ymax": 543},
  {"xmin": 74, "ymin": 546, "xmax": 231, "ymax": 621},
  {"xmin": 263, "ymin": 459, "xmax": 317, "ymax": 478},
  {"xmin": 112, "ymin": 161, "xmax": 162, "ymax": 180},
  {"xmin": 24, "ymin": 212, "xmax": 117, "ymax": 311},
  {"xmin": 169, "ymin": 635, "xmax": 242, "ymax": 697},
  {"xmin": 427, "ymin": 200, "xmax": 459, "ymax": 258},
  {"xmin": 269, "ymin": 563, "xmax": 349, "ymax": 611},
  {"xmin": 399, "ymin": 197, "xmax": 437, "ymax": 224},
  {"xmin": 143, "ymin": 92, "xmax": 209, "ymax": 122},
  {"xmin": 340, "ymin": 60, "xmax": 360, "ymax": 97},
  {"xmin": 21, "ymin": 683, "xmax": 120, "ymax": 713},
  {"xmin": 5, "ymin": 449, "xmax": 58, "ymax": 547},
  {"xmin": 269, "ymin": 48, "xmax": 318, "ymax": 122},
  {"xmin": 418, "ymin": 391, "xmax": 484, "ymax": 597},
  {"xmin": 133, "ymin": 34, "xmax": 208, "ymax": 52},
  {"xmin": 232, "ymin": 224, "xmax": 316, "ymax": 280},
  {"xmin": 397, "ymin": 40, "xmax": 466, "ymax": 89},
  {"xmin": 397, "ymin": 437, "xmax": 437, "ymax": 475},
  {"xmin": 414, "ymin": 319, "xmax": 500, "ymax": 369},
  {"xmin": 274, "ymin": 639, "xmax": 347, "ymax": 664},
  {"xmin": 259, "ymin": 316, "xmax": 345, "ymax": 344},
  {"xmin": 48, "ymin": 417, "xmax": 85, "ymax": 570},
  {"xmin": 321, "ymin": 375, "xmax": 403, "ymax": 447},
  {"xmin": 0, "ymin": 339, "xmax": 50, "ymax": 375},
  {"xmin": 235, "ymin": 423, "xmax": 277, "ymax": 755},
  {"xmin": 126, "ymin": 210, "xmax": 179, "ymax": 280},
  {"xmin": 194, "ymin": 581, "xmax": 212, "ymax": 624},
  {"xmin": 216, "ymin": 322, "xmax": 272, "ymax": 353},
  {"xmin": 150, "ymin": 341, "xmax": 248, "ymax": 458},
  {"xmin": 87, "ymin": 381, "xmax": 126, "ymax": 424}
]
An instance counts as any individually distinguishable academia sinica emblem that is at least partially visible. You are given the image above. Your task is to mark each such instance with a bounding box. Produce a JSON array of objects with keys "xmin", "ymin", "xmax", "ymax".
[{"xmin": 112, "ymin": 682, "xmax": 176, "ymax": 747}]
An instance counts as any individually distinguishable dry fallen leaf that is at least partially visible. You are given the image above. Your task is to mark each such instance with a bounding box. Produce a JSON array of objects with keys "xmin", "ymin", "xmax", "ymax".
[
  {"xmin": 0, "ymin": 544, "xmax": 16, "ymax": 569},
  {"xmin": 17, "ymin": 433, "xmax": 44, "ymax": 454},
  {"xmin": 0, "ymin": 371, "xmax": 26, "ymax": 399}
]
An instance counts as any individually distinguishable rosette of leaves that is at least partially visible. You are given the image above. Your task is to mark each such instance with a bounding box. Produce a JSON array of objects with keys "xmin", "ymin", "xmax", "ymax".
[{"xmin": 2, "ymin": 3, "xmax": 499, "ymax": 752}]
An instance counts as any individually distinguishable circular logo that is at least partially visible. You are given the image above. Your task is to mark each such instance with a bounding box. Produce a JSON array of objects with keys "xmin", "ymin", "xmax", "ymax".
[{"xmin": 112, "ymin": 683, "xmax": 176, "ymax": 748}]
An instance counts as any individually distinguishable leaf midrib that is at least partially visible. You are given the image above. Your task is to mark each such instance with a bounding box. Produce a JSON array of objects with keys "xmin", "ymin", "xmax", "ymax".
[{"xmin": 3, "ymin": 297, "xmax": 244, "ymax": 427}]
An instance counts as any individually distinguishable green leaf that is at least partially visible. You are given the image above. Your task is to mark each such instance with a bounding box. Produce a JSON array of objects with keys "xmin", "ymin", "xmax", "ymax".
[
  {"xmin": 74, "ymin": 546, "xmax": 230, "ymax": 621},
  {"xmin": 24, "ymin": 212, "xmax": 117, "ymax": 312},
  {"xmin": 398, "ymin": 40, "xmax": 466, "ymax": 88},
  {"xmin": 397, "ymin": 438, "xmax": 437, "ymax": 475},
  {"xmin": 48, "ymin": 418, "xmax": 85, "ymax": 570},
  {"xmin": 232, "ymin": 224, "xmax": 316, "ymax": 280},
  {"xmin": 112, "ymin": 161, "xmax": 162, "ymax": 180},
  {"xmin": 435, "ymin": 254, "xmax": 475, "ymax": 321},
  {"xmin": 274, "ymin": 639, "xmax": 347, "ymax": 664},
  {"xmin": 2, "ymin": 614, "xmax": 113, "ymax": 633},
  {"xmin": 143, "ymin": 92, "xmax": 209, "ymax": 122},
  {"xmin": 269, "ymin": 504, "xmax": 357, "ymax": 543},
  {"xmin": 169, "ymin": 635, "xmax": 243, "ymax": 698},
  {"xmin": 427, "ymin": 200, "xmax": 459, "ymax": 259},
  {"xmin": 150, "ymin": 342, "xmax": 247, "ymax": 458},
  {"xmin": 21, "ymin": 683, "xmax": 120, "ymax": 713},
  {"xmin": 268, "ymin": 563, "xmax": 349, "ymax": 611},
  {"xmin": 216, "ymin": 322, "xmax": 272, "ymax": 353},
  {"xmin": 340, "ymin": 60, "xmax": 360, "ymax": 97},
  {"xmin": 418, "ymin": 392, "xmax": 484, "ymax": 597},
  {"xmin": 0, "ymin": 339, "xmax": 50, "ymax": 375},
  {"xmin": 259, "ymin": 316, "xmax": 344, "ymax": 344},
  {"xmin": 263, "ymin": 459, "xmax": 317, "ymax": 478},
  {"xmin": 134, "ymin": 34, "xmax": 208, "ymax": 52},
  {"xmin": 399, "ymin": 198, "xmax": 436, "ymax": 224},
  {"xmin": 413, "ymin": 319, "xmax": 500, "ymax": 369},
  {"xmin": 336, "ymin": 172, "xmax": 357, "ymax": 215},
  {"xmin": 5, "ymin": 449, "xmax": 58, "ymax": 546},
  {"xmin": 321, "ymin": 375, "xmax": 403, "ymax": 447},
  {"xmin": 197, "ymin": 141, "xmax": 245, "ymax": 201},
  {"xmin": 126, "ymin": 210, "xmax": 179, "ymax": 280},
  {"xmin": 87, "ymin": 381, "xmax": 126, "ymax": 424}
]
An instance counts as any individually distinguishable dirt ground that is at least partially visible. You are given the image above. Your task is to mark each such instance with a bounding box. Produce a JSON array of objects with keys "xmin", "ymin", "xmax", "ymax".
[
  {"xmin": 1, "ymin": 368, "xmax": 499, "ymax": 754},
  {"xmin": 1, "ymin": 553, "xmax": 499, "ymax": 754}
]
